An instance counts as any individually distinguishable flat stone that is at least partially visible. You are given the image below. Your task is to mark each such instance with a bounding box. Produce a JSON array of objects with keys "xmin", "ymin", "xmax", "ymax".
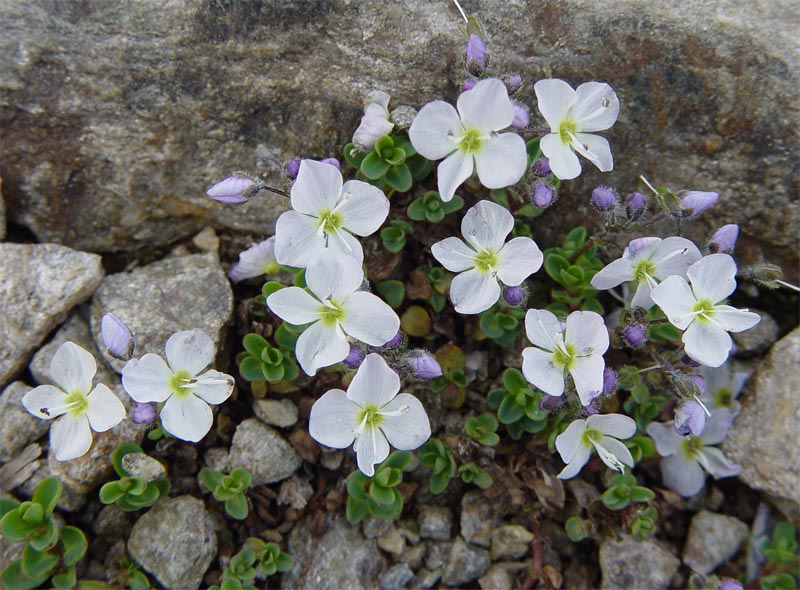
[
  {"xmin": 128, "ymin": 496, "xmax": 217, "ymax": 590},
  {"xmin": 424, "ymin": 541, "xmax": 452, "ymax": 570},
  {"xmin": 441, "ymin": 538, "xmax": 491, "ymax": 587},
  {"xmin": 0, "ymin": 243, "xmax": 103, "ymax": 385},
  {"xmin": 460, "ymin": 490, "xmax": 495, "ymax": 547},
  {"xmin": 17, "ymin": 463, "xmax": 86, "ymax": 512},
  {"xmin": 490, "ymin": 524, "xmax": 535, "ymax": 561},
  {"xmin": 379, "ymin": 563, "xmax": 414, "ymax": 590},
  {"xmin": 89, "ymin": 252, "xmax": 233, "ymax": 372},
  {"xmin": 599, "ymin": 534, "xmax": 679, "ymax": 590},
  {"xmin": 0, "ymin": 382, "xmax": 49, "ymax": 462},
  {"xmin": 413, "ymin": 568, "xmax": 442, "ymax": 589},
  {"xmin": 682, "ymin": 510, "xmax": 749, "ymax": 575},
  {"xmin": 217, "ymin": 418, "xmax": 302, "ymax": 485},
  {"xmin": 732, "ymin": 309, "xmax": 779, "ymax": 356},
  {"xmin": 479, "ymin": 565, "xmax": 514, "ymax": 590},
  {"xmin": 724, "ymin": 327, "xmax": 800, "ymax": 516},
  {"xmin": 93, "ymin": 504, "xmax": 134, "ymax": 541},
  {"xmin": 377, "ymin": 526, "xmax": 406, "ymax": 555},
  {"xmin": 418, "ymin": 504, "xmax": 453, "ymax": 541},
  {"xmin": 253, "ymin": 397, "xmax": 299, "ymax": 428},
  {"xmin": 286, "ymin": 515, "xmax": 385, "ymax": 590}
]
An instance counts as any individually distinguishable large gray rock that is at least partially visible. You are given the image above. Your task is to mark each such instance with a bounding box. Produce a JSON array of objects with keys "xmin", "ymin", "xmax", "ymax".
[
  {"xmin": 0, "ymin": 382, "xmax": 49, "ymax": 462},
  {"xmin": 724, "ymin": 327, "xmax": 800, "ymax": 516},
  {"xmin": 682, "ymin": 510, "xmax": 748, "ymax": 575},
  {"xmin": 0, "ymin": 243, "xmax": 103, "ymax": 386},
  {"xmin": 286, "ymin": 515, "xmax": 386, "ymax": 590},
  {"xmin": 128, "ymin": 496, "xmax": 217, "ymax": 590},
  {"xmin": 90, "ymin": 252, "xmax": 233, "ymax": 372},
  {"xmin": 599, "ymin": 534, "xmax": 680, "ymax": 590},
  {"xmin": 1, "ymin": 2, "xmax": 797, "ymax": 275}
]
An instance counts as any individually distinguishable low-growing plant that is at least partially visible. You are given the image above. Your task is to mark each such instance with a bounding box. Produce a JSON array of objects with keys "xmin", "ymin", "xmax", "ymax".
[
  {"xmin": 346, "ymin": 451, "xmax": 412, "ymax": 524},
  {"xmin": 237, "ymin": 333, "xmax": 299, "ymax": 384},
  {"xmin": 99, "ymin": 443, "xmax": 170, "ymax": 512},
  {"xmin": 417, "ymin": 438, "xmax": 458, "ymax": 494},
  {"xmin": 199, "ymin": 467, "xmax": 253, "ymax": 520},
  {"xmin": 487, "ymin": 368, "xmax": 549, "ymax": 439},
  {"xmin": 464, "ymin": 413, "xmax": 500, "ymax": 446},
  {"xmin": 210, "ymin": 538, "xmax": 293, "ymax": 590}
]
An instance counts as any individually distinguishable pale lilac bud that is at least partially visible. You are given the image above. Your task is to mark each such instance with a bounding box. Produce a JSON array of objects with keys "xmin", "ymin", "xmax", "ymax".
[
  {"xmin": 132, "ymin": 402, "xmax": 157, "ymax": 425},
  {"xmin": 591, "ymin": 187, "xmax": 616, "ymax": 211},
  {"xmin": 626, "ymin": 192, "xmax": 646, "ymax": 220},
  {"xmin": 624, "ymin": 325, "xmax": 646, "ymax": 348},
  {"xmin": 285, "ymin": 159, "xmax": 301, "ymax": 179},
  {"xmin": 602, "ymin": 368, "xmax": 617, "ymax": 394},
  {"xmin": 505, "ymin": 75, "xmax": 522, "ymax": 92},
  {"xmin": 321, "ymin": 157, "xmax": 341, "ymax": 170},
  {"xmin": 101, "ymin": 312, "xmax": 135, "ymax": 360},
  {"xmin": 627, "ymin": 236, "xmax": 660, "ymax": 255},
  {"xmin": 680, "ymin": 191, "xmax": 718, "ymax": 216},
  {"xmin": 409, "ymin": 353, "xmax": 442, "ymax": 379},
  {"xmin": 511, "ymin": 104, "xmax": 530, "ymax": 129},
  {"xmin": 690, "ymin": 374, "xmax": 706, "ymax": 395},
  {"xmin": 533, "ymin": 158, "xmax": 551, "ymax": 176},
  {"xmin": 503, "ymin": 285, "xmax": 524, "ymax": 305},
  {"xmin": 531, "ymin": 181, "xmax": 554, "ymax": 208},
  {"xmin": 674, "ymin": 399, "xmax": 706, "ymax": 436},
  {"xmin": 584, "ymin": 402, "xmax": 600, "ymax": 415},
  {"xmin": 384, "ymin": 331, "xmax": 403, "ymax": 349},
  {"xmin": 708, "ymin": 224, "xmax": 738, "ymax": 254},
  {"xmin": 718, "ymin": 580, "xmax": 743, "ymax": 590},
  {"xmin": 206, "ymin": 176, "xmax": 254, "ymax": 205},
  {"xmin": 462, "ymin": 80, "xmax": 477, "ymax": 92},
  {"xmin": 465, "ymin": 34, "xmax": 486, "ymax": 74},
  {"xmin": 343, "ymin": 345, "xmax": 364, "ymax": 368},
  {"xmin": 539, "ymin": 394, "xmax": 564, "ymax": 411}
]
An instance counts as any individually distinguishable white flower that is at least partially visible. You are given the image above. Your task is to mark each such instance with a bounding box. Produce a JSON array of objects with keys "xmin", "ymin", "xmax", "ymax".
[
  {"xmin": 555, "ymin": 413, "xmax": 636, "ymax": 479},
  {"xmin": 699, "ymin": 361, "xmax": 752, "ymax": 417},
  {"xmin": 521, "ymin": 309, "xmax": 609, "ymax": 406},
  {"xmin": 274, "ymin": 159, "xmax": 390, "ymax": 268},
  {"xmin": 266, "ymin": 251, "xmax": 400, "ymax": 376},
  {"xmin": 309, "ymin": 353, "xmax": 430, "ymax": 476},
  {"xmin": 229, "ymin": 237, "xmax": 280, "ymax": 283},
  {"xmin": 647, "ymin": 410, "xmax": 740, "ymax": 497},
  {"xmin": 352, "ymin": 90, "xmax": 394, "ymax": 150},
  {"xmin": 408, "ymin": 78, "xmax": 527, "ymax": 202},
  {"xmin": 431, "ymin": 200, "xmax": 543, "ymax": 314},
  {"xmin": 22, "ymin": 342, "xmax": 125, "ymax": 461},
  {"xmin": 590, "ymin": 236, "xmax": 702, "ymax": 310},
  {"xmin": 534, "ymin": 79, "xmax": 619, "ymax": 180},
  {"xmin": 121, "ymin": 329, "xmax": 234, "ymax": 442},
  {"xmin": 651, "ymin": 254, "xmax": 761, "ymax": 367}
]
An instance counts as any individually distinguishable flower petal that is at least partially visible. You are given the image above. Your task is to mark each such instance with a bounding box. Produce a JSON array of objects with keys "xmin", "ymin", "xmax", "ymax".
[
  {"xmin": 565, "ymin": 311, "xmax": 609, "ymax": 355},
  {"xmin": 85, "ymin": 384, "xmax": 126, "ymax": 432},
  {"xmin": 714, "ymin": 306, "xmax": 761, "ymax": 333},
  {"xmin": 437, "ymin": 150, "xmax": 474, "ymax": 203},
  {"xmin": 631, "ymin": 281, "xmax": 656, "ymax": 310},
  {"xmin": 590, "ymin": 257, "xmax": 635, "ymax": 290},
  {"xmin": 523, "ymin": 308, "xmax": 561, "ymax": 351},
  {"xmin": 660, "ymin": 454, "xmax": 705, "ymax": 497},
  {"xmin": 338, "ymin": 180, "xmax": 390, "ymax": 236},
  {"xmin": 431, "ymin": 237, "xmax": 477, "ymax": 272},
  {"xmin": 309, "ymin": 389, "xmax": 359, "ymax": 449},
  {"xmin": 495, "ymin": 237, "xmax": 543, "ymax": 285},
  {"xmin": 569, "ymin": 354, "xmax": 606, "ymax": 406},
  {"xmin": 347, "ymin": 353, "xmax": 400, "ymax": 407},
  {"xmin": 291, "ymin": 159, "xmax": 343, "ymax": 215},
  {"xmin": 273, "ymin": 210, "xmax": 327, "ymax": 268},
  {"xmin": 474, "ymin": 133, "xmax": 528, "ymax": 189},
  {"xmin": 341, "ymin": 292, "xmax": 401, "ymax": 346},
  {"xmin": 595, "ymin": 436, "xmax": 635, "ymax": 469},
  {"xmin": 646, "ymin": 422, "xmax": 683, "ymax": 457},
  {"xmin": 408, "ymin": 101, "xmax": 462, "ymax": 160},
  {"xmin": 571, "ymin": 133, "xmax": 613, "ymax": 172},
  {"xmin": 267, "ymin": 286, "xmax": 323, "ymax": 325},
  {"xmin": 50, "ymin": 342, "xmax": 96, "ymax": 395},
  {"xmin": 192, "ymin": 369, "xmax": 235, "ymax": 405},
  {"xmin": 540, "ymin": 134, "xmax": 581, "ymax": 180},
  {"xmin": 557, "ymin": 445, "xmax": 592, "ymax": 479},
  {"xmin": 534, "ymin": 79, "xmax": 577, "ymax": 131},
  {"xmin": 159, "ymin": 393, "xmax": 213, "ymax": 442},
  {"xmin": 354, "ymin": 427, "xmax": 390, "ymax": 477},
  {"xmin": 305, "ymin": 250, "xmax": 364, "ymax": 302},
  {"xmin": 50, "ymin": 415, "xmax": 93, "ymax": 461},
  {"xmin": 379, "ymin": 393, "xmax": 431, "ymax": 450},
  {"xmin": 687, "ymin": 253, "xmax": 737, "ymax": 303},
  {"xmin": 587, "ymin": 413, "xmax": 637, "ymax": 439},
  {"xmin": 22, "ymin": 385, "xmax": 67, "ymax": 420},
  {"xmin": 698, "ymin": 447, "xmax": 741, "ymax": 479},
  {"xmin": 294, "ymin": 321, "xmax": 350, "ymax": 376},
  {"xmin": 651, "ymin": 237, "xmax": 702, "ymax": 280},
  {"xmin": 651, "ymin": 275, "xmax": 696, "ymax": 330},
  {"xmin": 165, "ymin": 329, "xmax": 214, "ymax": 376},
  {"xmin": 572, "ymin": 82, "xmax": 619, "ymax": 132},
  {"xmin": 683, "ymin": 321, "xmax": 732, "ymax": 367},
  {"xmin": 457, "ymin": 78, "xmax": 514, "ymax": 132},
  {"xmin": 521, "ymin": 346, "xmax": 564, "ymax": 396},
  {"xmin": 700, "ymin": 409, "xmax": 736, "ymax": 445},
  {"xmin": 121, "ymin": 354, "xmax": 173, "ymax": 403},
  {"xmin": 555, "ymin": 419, "xmax": 587, "ymax": 463},
  {"xmin": 449, "ymin": 268, "xmax": 501, "ymax": 315},
  {"xmin": 461, "ymin": 200, "xmax": 514, "ymax": 252}
]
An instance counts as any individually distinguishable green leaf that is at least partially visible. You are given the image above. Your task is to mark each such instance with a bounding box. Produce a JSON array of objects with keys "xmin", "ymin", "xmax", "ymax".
[
  {"xmin": 441, "ymin": 194, "xmax": 465, "ymax": 215},
  {"xmin": 28, "ymin": 517, "xmax": 58, "ymax": 551},
  {"xmin": 376, "ymin": 280, "xmax": 405, "ymax": 309},
  {"xmin": 238, "ymin": 356, "xmax": 266, "ymax": 382},
  {"xmin": 111, "ymin": 443, "xmax": 143, "ymax": 477},
  {"xmin": 0, "ymin": 497, "xmax": 20, "ymax": 519},
  {"xmin": 429, "ymin": 471, "xmax": 451, "ymax": 495},
  {"xmin": 544, "ymin": 253, "xmax": 570, "ymax": 283},
  {"xmin": 51, "ymin": 566, "xmax": 77, "ymax": 589},
  {"xmin": 400, "ymin": 305, "xmax": 431, "ymax": 337},
  {"xmin": 406, "ymin": 153, "xmax": 434, "ymax": 181},
  {"xmin": 21, "ymin": 545, "xmax": 58, "ymax": 578},
  {"xmin": 225, "ymin": 494, "xmax": 249, "ymax": 520},
  {"xmin": 360, "ymin": 151, "xmax": 390, "ymax": 180},
  {"xmin": 565, "ymin": 516, "xmax": 592, "ymax": 542},
  {"xmin": 262, "ymin": 281, "xmax": 285, "ymax": 299},
  {"xmin": 199, "ymin": 468, "xmax": 224, "ymax": 493},
  {"xmin": 368, "ymin": 491, "xmax": 403, "ymax": 520},
  {"xmin": 380, "ymin": 226, "xmax": 406, "ymax": 253},
  {"xmin": 229, "ymin": 468, "xmax": 253, "ymax": 490},
  {"xmin": 502, "ymin": 368, "xmax": 529, "ymax": 395},
  {"xmin": 98, "ymin": 481, "xmax": 126, "ymax": 505},
  {"xmin": 497, "ymin": 394, "xmax": 525, "ymax": 424},
  {"xmin": 630, "ymin": 486, "xmax": 655, "ymax": 503},
  {"xmin": 384, "ymin": 164, "xmax": 413, "ymax": 192},
  {"xmin": 346, "ymin": 495, "xmax": 368, "ymax": 525},
  {"xmin": 407, "ymin": 198, "xmax": 428, "ymax": 221},
  {"xmin": 262, "ymin": 363, "xmax": 285, "ymax": 383},
  {"xmin": 274, "ymin": 324, "xmax": 300, "ymax": 350},
  {"xmin": 564, "ymin": 227, "xmax": 587, "ymax": 250},
  {"xmin": 382, "ymin": 451, "xmax": 413, "ymax": 471},
  {"xmin": 1, "ymin": 560, "xmax": 50, "ymax": 590},
  {"xmin": 1, "ymin": 508, "xmax": 38, "ymax": 541},
  {"xmin": 275, "ymin": 552, "xmax": 293, "ymax": 573},
  {"xmin": 369, "ymin": 484, "xmax": 396, "ymax": 506},
  {"xmin": 32, "ymin": 476, "xmax": 62, "ymax": 515},
  {"xmin": 343, "ymin": 143, "xmax": 367, "ymax": 169},
  {"xmin": 60, "ymin": 525, "xmax": 88, "ymax": 567},
  {"xmin": 242, "ymin": 333, "xmax": 269, "ymax": 357}
]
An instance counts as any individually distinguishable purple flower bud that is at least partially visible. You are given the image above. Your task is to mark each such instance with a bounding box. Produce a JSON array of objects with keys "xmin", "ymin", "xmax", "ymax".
[
  {"xmin": 602, "ymin": 368, "xmax": 617, "ymax": 394},
  {"xmin": 206, "ymin": 176, "xmax": 254, "ymax": 205},
  {"xmin": 462, "ymin": 80, "xmax": 477, "ymax": 92},
  {"xmin": 624, "ymin": 325, "xmax": 646, "ymax": 348},
  {"xmin": 539, "ymin": 394, "xmax": 564, "ymax": 412},
  {"xmin": 626, "ymin": 192, "xmax": 646, "ymax": 220},
  {"xmin": 531, "ymin": 181, "xmax": 554, "ymax": 208},
  {"xmin": 465, "ymin": 34, "xmax": 486, "ymax": 74},
  {"xmin": 132, "ymin": 402, "xmax": 157, "ymax": 425},
  {"xmin": 690, "ymin": 374, "xmax": 706, "ymax": 395},
  {"xmin": 503, "ymin": 285, "xmax": 524, "ymax": 305},
  {"xmin": 680, "ymin": 190, "xmax": 718, "ymax": 216},
  {"xmin": 384, "ymin": 330, "xmax": 403, "ymax": 349},
  {"xmin": 511, "ymin": 104, "xmax": 530, "ymax": 129},
  {"xmin": 533, "ymin": 158, "xmax": 551, "ymax": 176},
  {"xmin": 343, "ymin": 345, "xmax": 364, "ymax": 368},
  {"xmin": 718, "ymin": 580, "xmax": 743, "ymax": 590},
  {"xmin": 321, "ymin": 157, "xmax": 341, "ymax": 170},
  {"xmin": 408, "ymin": 353, "xmax": 442, "ymax": 379},
  {"xmin": 674, "ymin": 399, "xmax": 707, "ymax": 437},
  {"xmin": 591, "ymin": 187, "xmax": 617, "ymax": 211},
  {"xmin": 101, "ymin": 312, "xmax": 135, "ymax": 360},
  {"xmin": 708, "ymin": 223, "xmax": 739, "ymax": 254},
  {"xmin": 584, "ymin": 402, "xmax": 600, "ymax": 415},
  {"xmin": 505, "ymin": 75, "xmax": 522, "ymax": 92},
  {"xmin": 285, "ymin": 159, "xmax": 301, "ymax": 179},
  {"xmin": 627, "ymin": 236, "xmax": 660, "ymax": 255}
]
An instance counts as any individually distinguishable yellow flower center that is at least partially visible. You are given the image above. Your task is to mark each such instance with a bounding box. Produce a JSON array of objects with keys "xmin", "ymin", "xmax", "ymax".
[
  {"xmin": 458, "ymin": 128, "xmax": 484, "ymax": 155},
  {"xmin": 356, "ymin": 404, "xmax": 384, "ymax": 429},
  {"xmin": 633, "ymin": 260, "xmax": 656, "ymax": 282},
  {"xmin": 318, "ymin": 300, "xmax": 346, "ymax": 327},
  {"xmin": 692, "ymin": 299, "xmax": 716, "ymax": 324},
  {"xmin": 318, "ymin": 209, "xmax": 343, "ymax": 234},
  {"xmin": 552, "ymin": 342, "xmax": 577, "ymax": 370},
  {"xmin": 63, "ymin": 391, "xmax": 89, "ymax": 417},
  {"xmin": 473, "ymin": 249, "xmax": 499, "ymax": 274},
  {"xmin": 558, "ymin": 119, "xmax": 578, "ymax": 144},
  {"xmin": 169, "ymin": 369, "xmax": 195, "ymax": 398}
]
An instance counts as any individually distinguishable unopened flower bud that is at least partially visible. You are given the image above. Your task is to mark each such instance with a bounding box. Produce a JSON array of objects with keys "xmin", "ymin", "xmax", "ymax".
[
  {"xmin": 206, "ymin": 176, "xmax": 255, "ymax": 205},
  {"xmin": 101, "ymin": 312, "xmax": 135, "ymax": 360},
  {"xmin": 584, "ymin": 402, "xmax": 600, "ymax": 415},
  {"xmin": 708, "ymin": 223, "xmax": 738, "ymax": 254},
  {"xmin": 674, "ymin": 399, "xmax": 706, "ymax": 436},
  {"xmin": 384, "ymin": 331, "xmax": 403, "ymax": 349},
  {"xmin": 132, "ymin": 402, "xmax": 157, "ymax": 425},
  {"xmin": 539, "ymin": 394, "xmax": 564, "ymax": 412},
  {"xmin": 343, "ymin": 345, "xmax": 364, "ymax": 368},
  {"xmin": 624, "ymin": 325, "xmax": 646, "ymax": 347},
  {"xmin": 680, "ymin": 190, "xmax": 718, "ymax": 216},
  {"xmin": 602, "ymin": 368, "xmax": 617, "ymax": 395},
  {"xmin": 321, "ymin": 157, "xmax": 341, "ymax": 170},
  {"xmin": 511, "ymin": 104, "xmax": 530, "ymax": 129},
  {"xmin": 627, "ymin": 236, "xmax": 660, "ymax": 256},
  {"xmin": 690, "ymin": 374, "xmax": 706, "ymax": 395},
  {"xmin": 626, "ymin": 192, "xmax": 646, "ymax": 221},
  {"xmin": 533, "ymin": 158, "xmax": 551, "ymax": 176},
  {"xmin": 462, "ymin": 80, "xmax": 477, "ymax": 92},
  {"xmin": 531, "ymin": 181, "xmax": 554, "ymax": 208},
  {"xmin": 285, "ymin": 159, "xmax": 301, "ymax": 179},
  {"xmin": 465, "ymin": 33, "xmax": 487, "ymax": 75},
  {"xmin": 718, "ymin": 580, "xmax": 743, "ymax": 590},
  {"xmin": 591, "ymin": 187, "xmax": 617, "ymax": 211},
  {"xmin": 408, "ymin": 353, "xmax": 442, "ymax": 379},
  {"xmin": 505, "ymin": 75, "xmax": 522, "ymax": 92},
  {"xmin": 503, "ymin": 285, "xmax": 524, "ymax": 305}
]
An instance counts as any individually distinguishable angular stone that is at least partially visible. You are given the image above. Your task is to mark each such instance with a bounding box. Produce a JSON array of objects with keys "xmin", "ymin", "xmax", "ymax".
[
  {"xmin": 600, "ymin": 534, "xmax": 679, "ymax": 590},
  {"xmin": 441, "ymin": 538, "xmax": 491, "ymax": 587},
  {"xmin": 490, "ymin": 524, "xmax": 535, "ymax": 561},
  {"xmin": 460, "ymin": 490, "xmax": 495, "ymax": 547},
  {"xmin": 731, "ymin": 309, "xmax": 779, "ymax": 356},
  {"xmin": 418, "ymin": 504, "xmax": 453, "ymax": 541},
  {"xmin": 128, "ymin": 496, "xmax": 217, "ymax": 590},
  {"xmin": 253, "ymin": 397, "xmax": 299, "ymax": 428},
  {"xmin": 724, "ymin": 327, "xmax": 800, "ymax": 515},
  {"xmin": 0, "ymin": 382, "xmax": 49, "ymax": 462},
  {"xmin": 0, "ymin": 243, "xmax": 103, "ymax": 385},
  {"xmin": 217, "ymin": 418, "xmax": 302, "ymax": 486},
  {"xmin": 379, "ymin": 563, "xmax": 414, "ymax": 590},
  {"xmin": 480, "ymin": 566, "xmax": 513, "ymax": 590},
  {"xmin": 90, "ymin": 252, "xmax": 233, "ymax": 372},
  {"xmin": 682, "ymin": 510, "xmax": 748, "ymax": 575}
]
